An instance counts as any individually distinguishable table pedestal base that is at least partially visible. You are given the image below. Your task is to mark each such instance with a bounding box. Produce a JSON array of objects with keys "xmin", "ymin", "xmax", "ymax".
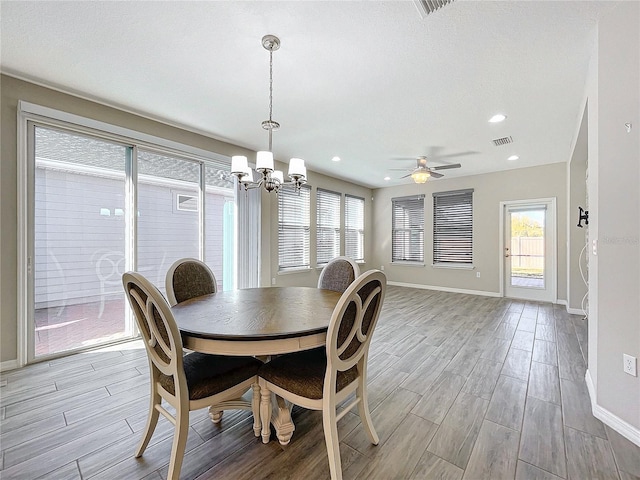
[{"xmin": 208, "ymin": 384, "xmax": 261, "ymax": 437}]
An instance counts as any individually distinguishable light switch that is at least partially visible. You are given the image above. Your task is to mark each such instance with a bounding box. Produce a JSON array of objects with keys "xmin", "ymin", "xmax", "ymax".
[{"xmin": 592, "ymin": 239, "xmax": 598, "ymax": 256}]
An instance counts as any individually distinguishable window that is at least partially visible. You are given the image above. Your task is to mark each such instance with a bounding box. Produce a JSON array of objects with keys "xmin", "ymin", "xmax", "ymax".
[
  {"xmin": 345, "ymin": 195, "xmax": 365, "ymax": 262},
  {"xmin": 433, "ymin": 189, "xmax": 474, "ymax": 266},
  {"xmin": 392, "ymin": 195, "xmax": 425, "ymax": 263},
  {"xmin": 316, "ymin": 189, "xmax": 341, "ymax": 265},
  {"xmin": 278, "ymin": 185, "xmax": 311, "ymax": 271},
  {"xmin": 176, "ymin": 193, "xmax": 198, "ymax": 212}
]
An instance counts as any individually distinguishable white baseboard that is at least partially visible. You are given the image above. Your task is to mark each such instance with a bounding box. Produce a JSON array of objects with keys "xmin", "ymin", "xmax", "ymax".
[
  {"xmin": 387, "ymin": 281, "xmax": 502, "ymax": 298},
  {"xmin": 585, "ymin": 369, "xmax": 640, "ymax": 447},
  {"xmin": 0, "ymin": 359, "xmax": 19, "ymax": 372},
  {"xmin": 566, "ymin": 306, "xmax": 586, "ymax": 315},
  {"xmin": 556, "ymin": 299, "xmax": 587, "ymax": 315}
]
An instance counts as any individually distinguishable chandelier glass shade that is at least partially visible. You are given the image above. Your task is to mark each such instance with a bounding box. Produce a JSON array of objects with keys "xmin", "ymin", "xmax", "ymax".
[{"xmin": 231, "ymin": 35, "xmax": 307, "ymax": 193}]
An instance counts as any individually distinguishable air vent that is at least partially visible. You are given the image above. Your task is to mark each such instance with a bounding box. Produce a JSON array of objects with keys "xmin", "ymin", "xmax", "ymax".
[
  {"xmin": 492, "ymin": 136, "xmax": 513, "ymax": 146},
  {"xmin": 414, "ymin": 0, "xmax": 455, "ymax": 18}
]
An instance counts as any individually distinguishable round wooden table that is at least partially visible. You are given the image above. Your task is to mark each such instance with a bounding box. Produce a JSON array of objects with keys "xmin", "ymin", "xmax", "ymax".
[
  {"xmin": 171, "ymin": 286, "xmax": 343, "ymax": 444},
  {"xmin": 172, "ymin": 286, "xmax": 342, "ymax": 354}
]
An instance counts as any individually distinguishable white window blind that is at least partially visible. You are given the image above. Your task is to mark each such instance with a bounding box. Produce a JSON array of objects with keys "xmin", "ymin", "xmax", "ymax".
[
  {"xmin": 345, "ymin": 194, "xmax": 365, "ymax": 262},
  {"xmin": 316, "ymin": 188, "xmax": 341, "ymax": 265},
  {"xmin": 278, "ymin": 185, "xmax": 311, "ymax": 271},
  {"xmin": 433, "ymin": 189, "xmax": 473, "ymax": 266},
  {"xmin": 392, "ymin": 195, "xmax": 425, "ymax": 263}
]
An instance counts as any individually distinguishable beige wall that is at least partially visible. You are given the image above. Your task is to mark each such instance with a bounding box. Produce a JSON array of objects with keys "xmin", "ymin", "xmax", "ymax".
[
  {"xmin": 0, "ymin": 74, "xmax": 372, "ymax": 363},
  {"xmin": 567, "ymin": 105, "xmax": 589, "ymax": 312},
  {"xmin": 370, "ymin": 163, "xmax": 568, "ymax": 299},
  {"xmin": 587, "ymin": 1, "xmax": 640, "ymax": 434}
]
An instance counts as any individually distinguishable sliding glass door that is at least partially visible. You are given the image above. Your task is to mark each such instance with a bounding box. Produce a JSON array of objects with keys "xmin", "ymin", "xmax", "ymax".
[
  {"xmin": 29, "ymin": 123, "xmax": 236, "ymax": 361},
  {"xmin": 33, "ymin": 126, "xmax": 132, "ymax": 357}
]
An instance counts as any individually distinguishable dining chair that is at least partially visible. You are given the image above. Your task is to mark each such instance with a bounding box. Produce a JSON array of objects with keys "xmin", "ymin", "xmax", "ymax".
[
  {"xmin": 317, "ymin": 256, "xmax": 360, "ymax": 293},
  {"xmin": 259, "ymin": 269, "xmax": 386, "ymax": 480},
  {"xmin": 165, "ymin": 257, "xmax": 217, "ymax": 307},
  {"xmin": 122, "ymin": 272, "xmax": 262, "ymax": 480}
]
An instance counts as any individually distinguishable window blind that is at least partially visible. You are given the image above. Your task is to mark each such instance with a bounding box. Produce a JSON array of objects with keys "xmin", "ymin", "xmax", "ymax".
[
  {"xmin": 316, "ymin": 188, "xmax": 341, "ymax": 265},
  {"xmin": 345, "ymin": 194, "xmax": 365, "ymax": 262},
  {"xmin": 433, "ymin": 189, "xmax": 473, "ymax": 265},
  {"xmin": 278, "ymin": 185, "xmax": 311, "ymax": 271},
  {"xmin": 392, "ymin": 195, "xmax": 425, "ymax": 263}
]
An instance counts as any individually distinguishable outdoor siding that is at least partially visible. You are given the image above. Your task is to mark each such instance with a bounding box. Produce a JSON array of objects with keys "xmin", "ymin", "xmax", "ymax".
[{"xmin": 35, "ymin": 167, "xmax": 232, "ymax": 308}]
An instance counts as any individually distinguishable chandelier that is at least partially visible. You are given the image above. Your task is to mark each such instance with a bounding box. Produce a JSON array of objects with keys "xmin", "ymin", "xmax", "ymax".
[{"xmin": 231, "ymin": 35, "xmax": 307, "ymax": 193}]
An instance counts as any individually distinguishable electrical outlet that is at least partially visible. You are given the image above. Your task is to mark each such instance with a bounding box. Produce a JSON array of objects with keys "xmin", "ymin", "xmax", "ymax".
[
  {"xmin": 623, "ymin": 354, "xmax": 637, "ymax": 376},
  {"xmin": 271, "ymin": 277, "xmax": 276, "ymax": 286},
  {"xmin": 380, "ymin": 265, "xmax": 385, "ymax": 271},
  {"xmin": 476, "ymin": 272, "xmax": 481, "ymax": 278}
]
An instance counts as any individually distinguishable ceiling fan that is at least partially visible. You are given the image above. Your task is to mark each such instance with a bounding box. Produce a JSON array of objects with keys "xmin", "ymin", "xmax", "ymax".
[{"xmin": 392, "ymin": 156, "xmax": 461, "ymax": 183}]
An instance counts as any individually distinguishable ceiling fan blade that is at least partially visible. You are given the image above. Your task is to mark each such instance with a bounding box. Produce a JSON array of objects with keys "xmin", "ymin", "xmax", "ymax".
[
  {"xmin": 428, "ymin": 170, "xmax": 444, "ymax": 178},
  {"xmin": 388, "ymin": 168, "xmax": 412, "ymax": 171},
  {"xmin": 430, "ymin": 151, "xmax": 478, "ymax": 160},
  {"xmin": 400, "ymin": 173, "xmax": 412, "ymax": 179},
  {"xmin": 432, "ymin": 163, "xmax": 461, "ymax": 170}
]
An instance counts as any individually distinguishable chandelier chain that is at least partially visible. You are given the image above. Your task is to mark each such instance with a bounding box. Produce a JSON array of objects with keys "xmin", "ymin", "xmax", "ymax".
[{"xmin": 269, "ymin": 50, "xmax": 274, "ymax": 123}]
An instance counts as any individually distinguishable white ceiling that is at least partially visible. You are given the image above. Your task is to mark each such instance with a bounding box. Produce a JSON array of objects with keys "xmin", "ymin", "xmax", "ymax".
[{"xmin": 1, "ymin": 1, "xmax": 615, "ymax": 188}]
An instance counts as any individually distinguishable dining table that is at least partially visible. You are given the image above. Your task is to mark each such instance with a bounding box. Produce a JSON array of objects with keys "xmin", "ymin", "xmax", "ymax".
[{"xmin": 171, "ymin": 285, "xmax": 343, "ymax": 445}]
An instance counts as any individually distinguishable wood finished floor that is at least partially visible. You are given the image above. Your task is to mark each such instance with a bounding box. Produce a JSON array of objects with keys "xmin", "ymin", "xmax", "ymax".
[{"xmin": 2, "ymin": 286, "xmax": 639, "ymax": 479}]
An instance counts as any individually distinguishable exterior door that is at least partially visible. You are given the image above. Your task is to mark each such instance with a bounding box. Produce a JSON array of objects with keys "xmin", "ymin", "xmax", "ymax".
[{"xmin": 503, "ymin": 199, "xmax": 556, "ymax": 302}]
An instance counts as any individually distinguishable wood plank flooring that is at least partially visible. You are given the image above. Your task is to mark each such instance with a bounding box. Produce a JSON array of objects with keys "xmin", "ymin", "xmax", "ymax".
[{"xmin": 2, "ymin": 286, "xmax": 639, "ymax": 479}]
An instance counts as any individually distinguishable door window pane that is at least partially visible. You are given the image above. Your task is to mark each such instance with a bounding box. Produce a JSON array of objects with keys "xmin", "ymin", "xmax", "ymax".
[
  {"xmin": 204, "ymin": 165, "xmax": 236, "ymax": 291},
  {"xmin": 509, "ymin": 209, "xmax": 545, "ymax": 288},
  {"xmin": 34, "ymin": 126, "xmax": 132, "ymax": 357},
  {"xmin": 137, "ymin": 150, "xmax": 201, "ymax": 292}
]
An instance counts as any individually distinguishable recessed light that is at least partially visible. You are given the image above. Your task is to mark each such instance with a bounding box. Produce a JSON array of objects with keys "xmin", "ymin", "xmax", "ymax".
[
  {"xmin": 384, "ymin": 176, "xmax": 391, "ymax": 181},
  {"xmin": 489, "ymin": 114, "xmax": 507, "ymax": 123},
  {"xmin": 508, "ymin": 155, "xmax": 519, "ymax": 161},
  {"xmin": 331, "ymin": 156, "xmax": 341, "ymax": 162}
]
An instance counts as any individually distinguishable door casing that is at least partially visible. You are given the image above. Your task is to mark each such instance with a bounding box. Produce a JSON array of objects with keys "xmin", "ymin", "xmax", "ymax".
[{"xmin": 498, "ymin": 198, "xmax": 557, "ymax": 303}]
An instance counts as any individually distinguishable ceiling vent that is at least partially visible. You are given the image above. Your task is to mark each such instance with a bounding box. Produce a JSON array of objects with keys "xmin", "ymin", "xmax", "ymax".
[
  {"xmin": 413, "ymin": 0, "xmax": 455, "ymax": 18},
  {"xmin": 492, "ymin": 136, "xmax": 513, "ymax": 146}
]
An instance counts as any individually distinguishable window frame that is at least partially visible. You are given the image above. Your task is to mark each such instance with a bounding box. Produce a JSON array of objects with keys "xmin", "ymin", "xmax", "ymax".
[
  {"xmin": 345, "ymin": 194, "xmax": 365, "ymax": 263},
  {"xmin": 316, "ymin": 188, "xmax": 342, "ymax": 266},
  {"xmin": 278, "ymin": 185, "xmax": 311, "ymax": 272},
  {"xmin": 432, "ymin": 188, "xmax": 474, "ymax": 268},
  {"xmin": 391, "ymin": 194, "xmax": 425, "ymax": 264}
]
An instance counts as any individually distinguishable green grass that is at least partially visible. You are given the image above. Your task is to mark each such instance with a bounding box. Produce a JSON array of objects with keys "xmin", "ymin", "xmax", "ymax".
[{"xmin": 511, "ymin": 267, "xmax": 543, "ymax": 278}]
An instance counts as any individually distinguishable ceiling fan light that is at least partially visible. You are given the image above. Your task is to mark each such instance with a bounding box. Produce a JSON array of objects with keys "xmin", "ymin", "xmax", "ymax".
[{"xmin": 411, "ymin": 170, "xmax": 430, "ymax": 184}]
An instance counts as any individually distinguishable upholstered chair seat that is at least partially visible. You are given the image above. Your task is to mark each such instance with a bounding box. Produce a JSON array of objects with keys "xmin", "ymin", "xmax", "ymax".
[
  {"xmin": 159, "ymin": 353, "xmax": 261, "ymax": 400},
  {"xmin": 259, "ymin": 348, "xmax": 358, "ymax": 400}
]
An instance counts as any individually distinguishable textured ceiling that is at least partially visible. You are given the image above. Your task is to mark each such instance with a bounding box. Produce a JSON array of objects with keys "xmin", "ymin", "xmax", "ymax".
[{"xmin": 0, "ymin": 1, "xmax": 616, "ymax": 188}]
